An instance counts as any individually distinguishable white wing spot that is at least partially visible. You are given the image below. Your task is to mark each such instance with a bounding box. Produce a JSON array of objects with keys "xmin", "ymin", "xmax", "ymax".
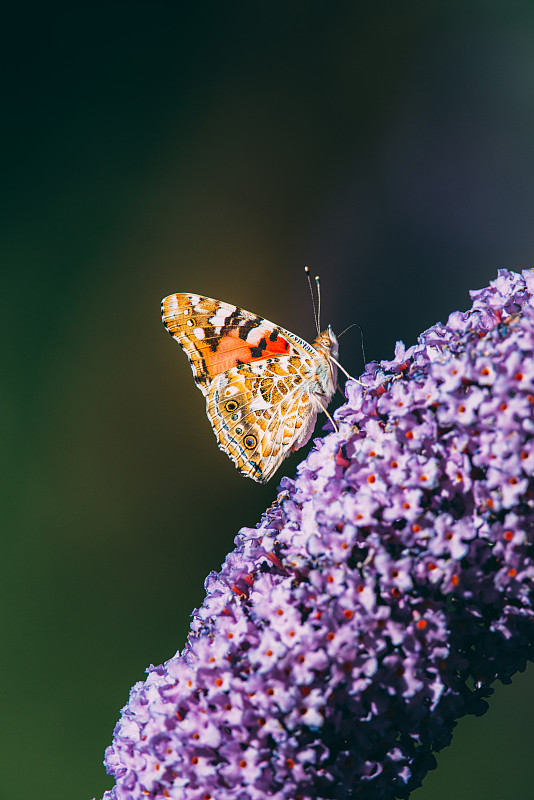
[
  {"xmin": 209, "ymin": 314, "xmax": 229, "ymax": 327},
  {"xmin": 193, "ymin": 327, "xmax": 205, "ymax": 340},
  {"xmin": 186, "ymin": 319, "xmax": 194, "ymax": 327},
  {"xmin": 245, "ymin": 323, "xmax": 270, "ymax": 342}
]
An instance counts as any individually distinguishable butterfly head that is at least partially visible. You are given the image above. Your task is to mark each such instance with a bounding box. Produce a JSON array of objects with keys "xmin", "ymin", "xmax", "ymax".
[
  {"xmin": 313, "ymin": 325, "xmax": 339, "ymax": 361},
  {"xmin": 311, "ymin": 325, "xmax": 339, "ymax": 400}
]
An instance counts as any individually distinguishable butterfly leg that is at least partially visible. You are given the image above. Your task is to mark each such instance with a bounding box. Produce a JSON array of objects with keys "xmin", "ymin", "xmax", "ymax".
[
  {"xmin": 315, "ymin": 397, "xmax": 339, "ymax": 433},
  {"xmin": 330, "ymin": 355, "xmax": 366, "ymax": 387}
]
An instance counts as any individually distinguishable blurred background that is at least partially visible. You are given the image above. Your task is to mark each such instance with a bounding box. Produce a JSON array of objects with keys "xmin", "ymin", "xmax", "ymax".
[{"xmin": 3, "ymin": 3, "xmax": 534, "ymax": 798}]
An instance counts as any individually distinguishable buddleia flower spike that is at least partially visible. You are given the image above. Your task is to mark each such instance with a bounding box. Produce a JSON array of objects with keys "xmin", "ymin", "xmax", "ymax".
[{"xmin": 99, "ymin": 268, "xmax": 534, "ymax": 800}]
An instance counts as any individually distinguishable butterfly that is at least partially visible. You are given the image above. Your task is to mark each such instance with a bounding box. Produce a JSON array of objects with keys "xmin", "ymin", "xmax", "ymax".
[{"xmin": 161, "ymin": 291, "xmax": 341, "ymax": 483}]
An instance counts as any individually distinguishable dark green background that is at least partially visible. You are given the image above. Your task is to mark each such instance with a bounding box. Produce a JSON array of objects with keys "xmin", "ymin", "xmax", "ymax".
[{"xmin": 3, "ymin": 4, "xmax": 534, "ymax": 798}]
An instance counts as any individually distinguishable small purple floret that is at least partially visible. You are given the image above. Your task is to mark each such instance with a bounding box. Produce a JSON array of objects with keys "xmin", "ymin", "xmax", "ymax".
[{"xmin": 100, "ymin": 269, "xmax": 534, "ymax": 800}]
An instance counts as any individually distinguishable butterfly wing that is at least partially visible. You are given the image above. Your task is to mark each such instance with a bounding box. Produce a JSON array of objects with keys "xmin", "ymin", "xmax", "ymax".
[
  {"xmin": 162, "ymin": 293, "xmax": 329, "ymax": 482},
  {"xmin": 206, "ymin": 356, "xmax": 321, "ymax": 482},
  {"xmin": 162, "ymin": 293, "xmax": 298, "ymax": 394}
]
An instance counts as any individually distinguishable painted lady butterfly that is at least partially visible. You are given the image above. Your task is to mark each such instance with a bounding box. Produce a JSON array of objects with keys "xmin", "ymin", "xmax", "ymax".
[{"xmin": 161, "ymin": 292, "xmax": 340, "ymax": 483}]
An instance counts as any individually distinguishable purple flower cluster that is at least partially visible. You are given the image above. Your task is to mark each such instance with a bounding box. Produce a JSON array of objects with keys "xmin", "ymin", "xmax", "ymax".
[{"xmin": 100, "ymin": 270, "xmax": 534, "ymax": 800}]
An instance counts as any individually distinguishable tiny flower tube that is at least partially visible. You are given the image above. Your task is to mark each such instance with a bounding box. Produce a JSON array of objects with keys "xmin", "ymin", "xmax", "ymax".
[{"xmin": 98, "ymin": 269, "xmax": 534, "ymax": 800}]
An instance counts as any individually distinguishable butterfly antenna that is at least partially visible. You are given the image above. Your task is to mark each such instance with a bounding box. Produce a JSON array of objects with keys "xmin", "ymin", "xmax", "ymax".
[
  {"xmin": 304, "ymin": 266, "xmax": 320, "ymax": 335},
  {"xmin": 315, "ymin": 273, "xmax": 322, "ymax": 332}
]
